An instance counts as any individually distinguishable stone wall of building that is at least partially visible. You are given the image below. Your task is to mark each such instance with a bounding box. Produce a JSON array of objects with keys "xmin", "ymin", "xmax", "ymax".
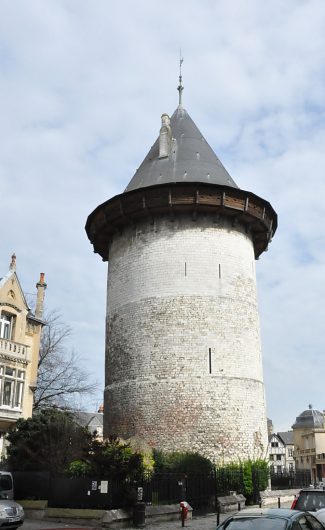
[{"xmin": 104, "ymin": 213, "xmax": 268, "ymax": 462}]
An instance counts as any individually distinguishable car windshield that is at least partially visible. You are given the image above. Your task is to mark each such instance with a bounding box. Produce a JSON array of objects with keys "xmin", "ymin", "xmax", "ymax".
[
  {"xmin": 224, "ymin": 517, "xmax": 287, "ymax": 529},
  {"xmin": 295, "ymin": 491, "xmax": 325, "ymax": 511},
  {"xmin": 0, "ymin": 475, "xmax": 12, "ymax": 491}
]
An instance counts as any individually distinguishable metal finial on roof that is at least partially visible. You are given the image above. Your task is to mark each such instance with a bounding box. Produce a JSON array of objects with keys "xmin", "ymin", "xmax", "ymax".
[
  {"xmin": 309, "ymin": 404, "xmax": 313, "ymax": 409},
  {"xmin": 177, "ymin": 51, "xmax": 184, "ymax": 107}
]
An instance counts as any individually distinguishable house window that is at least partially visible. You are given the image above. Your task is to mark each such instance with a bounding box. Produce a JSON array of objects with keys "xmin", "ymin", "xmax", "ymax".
[
  {"xmin": 276, "ymin": 454, "xmax": 282, "ymax": 461},
  {"xmin": 271, "ymin": 442, "xmax": 279, "ymax": 447},
  {"xmin": 288, "ymin": 448, "xmax": 293, "ymax": 457},
  {"xmin": 289, "ymin": 463, "xmax": 294, "ymax": 471},
  {"xmin": 0, "ymin": 366, "xmax": 25, "ymax": 409},
  {"xmin": 277, "ymin": 465, "xmax": 282, "ymax": 473},
  {"xmin": 0, "ymin": 313, "xmax": 14, "ymax": 340},
  {"xmin": 269, "ymin": 455, "xmax": 274, "ymax": 461}
]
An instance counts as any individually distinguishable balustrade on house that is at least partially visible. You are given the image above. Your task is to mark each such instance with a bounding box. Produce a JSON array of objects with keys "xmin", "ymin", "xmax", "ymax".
[{"xmin": 0, "ymin": 338, "xmax": 28, "ymax": 360}]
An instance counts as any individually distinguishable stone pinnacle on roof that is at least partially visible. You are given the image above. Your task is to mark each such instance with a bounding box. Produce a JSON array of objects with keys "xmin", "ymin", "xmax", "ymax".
[{"xmin": 9, "ymin": 253, "xmax": 16, "ymax": 271}]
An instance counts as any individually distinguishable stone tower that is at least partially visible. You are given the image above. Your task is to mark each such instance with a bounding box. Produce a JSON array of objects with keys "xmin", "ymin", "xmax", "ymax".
[{"xmin": 86, "ymin": 89, "xmax": 277, "ymax": 463}]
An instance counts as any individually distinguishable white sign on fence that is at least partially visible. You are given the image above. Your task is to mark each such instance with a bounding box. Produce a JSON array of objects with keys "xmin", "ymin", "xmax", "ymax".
[{"xmin": 100, "ymin": 480, "xmax": 108, "ymax": 494}]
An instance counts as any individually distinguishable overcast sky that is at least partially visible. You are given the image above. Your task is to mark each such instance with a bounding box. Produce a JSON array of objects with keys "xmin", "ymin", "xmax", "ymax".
[{"xmin": 1, "ymin": 0, "xmax": 325, "ymax": 432}]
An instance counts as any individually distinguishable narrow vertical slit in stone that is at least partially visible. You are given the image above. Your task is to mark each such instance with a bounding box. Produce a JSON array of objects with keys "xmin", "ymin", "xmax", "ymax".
[
  {"xmin": 209, "ymin": 348, "xmax": 212, "ymax": 374},
  {"xmin": 219, "ymin": 264, "xmax": 221, "ymax": 279},
  {"xmin": 185, "ymin": 262, "xmax": 187, "ymax": 277}
]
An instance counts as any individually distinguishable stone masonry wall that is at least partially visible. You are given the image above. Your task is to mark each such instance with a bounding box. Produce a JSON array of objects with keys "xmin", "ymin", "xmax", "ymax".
[{"xmin": 104, "ymin": 213, "xmax": 268, "ymax": 462}]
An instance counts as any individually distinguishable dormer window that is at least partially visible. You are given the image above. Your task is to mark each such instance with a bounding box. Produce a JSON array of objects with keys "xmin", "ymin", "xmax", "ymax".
[{"xmin": 0, "ymin": 313, "xmax": 14, "ymax": 340}]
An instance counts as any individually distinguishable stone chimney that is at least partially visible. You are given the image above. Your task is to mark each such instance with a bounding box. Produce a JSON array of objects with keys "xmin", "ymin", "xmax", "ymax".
[
  {"xmin": 35, "ymin": 273, "xmax": 47, "ymax": 319},
  {"xmin": 159, "ymin": 113, "xmax": 172, "ymax": 158}
]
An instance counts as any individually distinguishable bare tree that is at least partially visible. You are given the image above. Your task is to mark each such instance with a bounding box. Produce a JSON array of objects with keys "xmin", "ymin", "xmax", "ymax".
[{"xmin": 33, "ymin": 311, "xmax": 98, "ymax": 410}]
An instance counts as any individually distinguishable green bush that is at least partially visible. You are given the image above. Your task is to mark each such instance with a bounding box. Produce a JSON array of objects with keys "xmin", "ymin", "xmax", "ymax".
[
  {"xmin": 152, "ymin": 449, "xmax": 214, "ymax": 474},
  {"xmin": 252, "ymin": 459, "xmax": 269, "ymax": 491},
  {"xmin": 6, "ymin": 409, "xmax": 92, "ymax": 473},
  {"xmin": 216, "ymin": 459, "xmax": 269, "ymax": 501},
  {"xmin": 242, "ymin": 461, "xmax": 253, "ymax": 496},
  {"xmin": 67, "ymin": 460, "xmax": 92, "ymax": 477},
  {"xmin": 67, "ymin": 436, "xmax": 145, "ymax": 481}
]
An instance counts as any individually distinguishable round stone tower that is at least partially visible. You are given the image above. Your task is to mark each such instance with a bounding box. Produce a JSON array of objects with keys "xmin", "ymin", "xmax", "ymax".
[{"xmin": 86, "ymin": 93, "xmax": 277, "ymax": 463}]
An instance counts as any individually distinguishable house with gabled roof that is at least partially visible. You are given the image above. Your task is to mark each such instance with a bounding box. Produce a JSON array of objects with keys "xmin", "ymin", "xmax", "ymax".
[
  {"xmin": 0, "ymin": 254, "xmax": 46, "ymax": 457},
  {"xmin": 74, "ymin": 410, "xmax": 103, "ymax": 440},
  {"xmin": 269, "ymin": 430, "xmax": 295, "ymax": 473},
  {"xmin": 277, "ymin": 431, "xmax": 295, "ymax": 472}
]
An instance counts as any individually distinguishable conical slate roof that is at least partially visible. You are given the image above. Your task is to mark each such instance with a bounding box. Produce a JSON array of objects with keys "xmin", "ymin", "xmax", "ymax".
[
  {"xmin": 292, "ymin": 406, "xmax": 324, "ymax": 430},
  {"xmin": 86, "ymin": 102, "xmax": 278, "ymax": 261},
  {"xmin": 125, "ymin": 106, "xmax": 238, "ymax": 192}
]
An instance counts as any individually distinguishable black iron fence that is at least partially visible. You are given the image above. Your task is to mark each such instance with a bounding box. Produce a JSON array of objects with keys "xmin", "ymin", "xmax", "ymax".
[
  {"xmin": 12, "ymin": 469, "xmax": 309, "ymax": 512},
  {"xmin": 13, "ymin": 472, "xmax": 125, "ymax": 509},
  {"xmin": 140, "ymin": 473, "xmax": 216, "ymax": 513},
  {"xmin": 270, "ymin": 470, "xmax": 311, "ymax": 490},
  {"xmin": 13, "ymin": 470, "xmax": 50, "ymax": 500}
]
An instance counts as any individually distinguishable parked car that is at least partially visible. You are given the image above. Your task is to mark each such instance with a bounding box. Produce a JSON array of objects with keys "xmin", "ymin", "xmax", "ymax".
[
  {"xmin": 291, "ymin": 488, "xmax": 325, "ymax": 511},
  {"xmin": 315, "ymin": 509, "xmax": 325, "ymax": 526},
  {"xmin": 0, "ymin": 471, "xmax": 14, "ymax": 499},
  {"xmin": 0, "ymin": 496, "xmax": 24, "ymax": 529},
  {"xmin": 216, "ymin": 507, "xmax": 325, "ymax": 529}
]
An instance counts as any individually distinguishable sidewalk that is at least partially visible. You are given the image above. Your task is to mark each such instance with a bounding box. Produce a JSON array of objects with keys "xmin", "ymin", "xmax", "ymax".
[
  {"xmin": 134, "ymin": 513, "xmax": 222, "ymax": 530},
  {"xmin": 24, "ymin": 501, "xmax": 293, "ymax": 529},
  {"xmin": 23, "ymin": 512, "xmax": 227, "ymax": 530},
  {"xmin": 121, "ymin": 501, "xmax": 293, "ymax": 530}
]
